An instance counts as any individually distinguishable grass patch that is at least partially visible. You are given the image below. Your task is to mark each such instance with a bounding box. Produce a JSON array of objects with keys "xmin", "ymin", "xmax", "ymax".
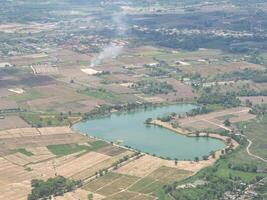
[
  {"xmin": 7, "ymin": 89, "xmax": 45, "ymax": 103},
  {"xmin": 97, "ymin": 175, "xmax": 139, "ymax": 196},
  {"xmin": 47, "ymin": 140, "xmax": 108, "ymax": 156},
  {"xmin": 89, "ymin": 140, "xmax": 107, "ymax": 151},
  {"xmin": 15, "ymin": 148, "xmax": 34, "ymax": 156},
  {"xmin": 216, "ymin": 114, "xmax": 238, "ymax": 121},
  {"xmin": 237, "ymin": 116, "xmax": 267, "ymax": 159},
  {"xmin": 148, "ymin": 166, "xmax": 192, "ymax": 183},
  {"xmin": 79, "ymin": 88, "xmax": 120, "ymax": 103},
  {"xmin": 83, "ymin": 172, "xmax": 122, "ymax": 192},
  {"xmin": 129, "ymin": 177, "xmax": 155, "ymax": 192},
  {"xmin": 20, "ymin": 113, "xmax": 75, "ymax": 127},
  {"xmin": 25, "ymin": 167, "xmax": 33, "ymax": 171}
]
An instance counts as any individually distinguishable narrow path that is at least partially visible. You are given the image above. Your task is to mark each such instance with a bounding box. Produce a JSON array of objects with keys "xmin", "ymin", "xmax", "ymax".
[
  {"xmin": 202, "ymin": 119, "xmax": 232, "ymax": 131},
  {"xmin": 245, "ymin": 138, "xmax": 267, "ymax": 163}
]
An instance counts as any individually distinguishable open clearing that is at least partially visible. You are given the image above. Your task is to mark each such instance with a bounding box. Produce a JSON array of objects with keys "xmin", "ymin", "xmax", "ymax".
[
  {"xmin": 177, "ymin": 107, "xmax": 255, "ymax": 131},
  {"xmin": 0, "ymin": 116, "xmax": 30, "ymax": 130}
]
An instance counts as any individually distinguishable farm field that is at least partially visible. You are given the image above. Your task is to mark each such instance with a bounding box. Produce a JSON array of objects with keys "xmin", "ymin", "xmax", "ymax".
[
  {"xmin": 0, "ymin": 127, "xmax": 135, "ymax": 200},
  {"xmin": 0, "ymin": 116, "xmax": 30, "ymax": 130},
  {"xmin": 0, "ymin": 1, "xmax": 267, "ymax": 199},
  {"xmin": 83, "ymin": 163, "xmax": 192, "ymax": 200}
]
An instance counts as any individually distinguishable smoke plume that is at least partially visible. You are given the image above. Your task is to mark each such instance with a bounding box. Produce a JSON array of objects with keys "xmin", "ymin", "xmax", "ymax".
[{"xmin": 90, "ymin": 10, "xmax": 127, "ymax": 67}]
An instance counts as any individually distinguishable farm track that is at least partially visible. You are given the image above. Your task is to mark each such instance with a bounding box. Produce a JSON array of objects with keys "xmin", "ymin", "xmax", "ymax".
[{"xmin": 246, "ymin": 138, "xmax": 267, "ymax": 163}]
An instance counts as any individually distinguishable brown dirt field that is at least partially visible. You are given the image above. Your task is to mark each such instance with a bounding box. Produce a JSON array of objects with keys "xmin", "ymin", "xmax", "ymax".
[
  {"xmin": 0, "ymin": 127, "xmax": 129, "ymax": 200},
  {"xmin": 29, "ymin": 151, "xmax": 89, "ymax": 179},
  {"xmin": 97, "ymin": 64, "xmax": 128, "ymax": 74},
  {"xmin": 25, "ymin": 83, "xmax": 88, "ymax": 111},
  {"xmin": 96, "ymin": 175, "xmax": 139, "ymax": 196},
  {"xmin": 54, "ymin": 189, "xmax": 105, "ymax": 200},
  {"xmin": 0, "ymin": 99, "xmax": 18, "ymax": 110},
  {"xmin": 11, "ymin": 147, "xmax": 56, "ymax": 163},
  {"xmin": 83, "ymin": 173, "xmax": 123, "ymax": 192},
  {"xmin": 239, "ymin": 96, "xmax": 267, "ymax": 105},
  {"xmin": 0, "ymin": 88, "xmax": 13, "ymax": 97},
  {"xmin": 0, "ymin": 116, "xmax": 30, "ymax": 130},
  {"xmin": 130, "ymin": 194, "xmax": 156, "ymax": 200},
  {"xmin": 7, "ymin": 54, "xmax": 52, "ymax": 66},
  {"xmin": 0, "ymin": 181, "xmax": 32, "ymax": 200},
  {"xmin": 2, "ymin": 133, "xmax": 88, "ymax": 149},
  {"xmin": 0, "ymin": 127, "xmax": 89, "ymax": 149},
  {"xmin": 148, "ymin": 166, "xmax": 193, "ymax": 183},
  {"xmin": 116, "ymin": 151, "xmax": 237, "ymax": 178},
  {"xmin": 178, "ymin": 107, "xmax": 254, "ymax": 130},
  {"xmin": 52, "ymin": 49, "xmax": 93, "ymax": 65},
  {"xmin": 54, "ymin": 99, "xmax": 104, "ymax": 113},
  {"xmin": 177, "ymin": 61, "xmax": 265, "ymax": 77},
  {"xmin": 182, "ymin": 120, "xmax": 220, "ymax": 130},
  {"xmin": 135, "ymin": 94, "xmax": 165, "ymax": 103},
  {"xmin": 4, "ymin": 153, "xmax": 31, "ymax": 166},
  {"xmin": 104, "ymin": 74, "xmax": 140, "ymax": 83},
  {"xmin": 32, "ymin": 64, "xmax": 59, "ymax": 75},
  {"xmin": 115, "ymin": 155, "xmax": 169, "ymax": 177},
  {"xmin": 103, "ymin": 191, "xmax": 138, "ymax": 200},
  {"xmin": 0, "ymin": 157, "xmax": 37, "ymax": 182},
  {"xmin": 96, "ymin": 145, "xmax": 127, "ymax": 156},
  {"xmin": 105, "ymin": 84, "xmax": 137, "ymax": 94},
  {"xmin": 161, "ymin": 78, "xmax": 196, "ymax": 100},
  {"xmin": 72, "ymin": 151, "xmax": 133, "ymax": 181},
  {"xmin": 56, "ymin": 152, "xmax": 110, "ymax": 177}
]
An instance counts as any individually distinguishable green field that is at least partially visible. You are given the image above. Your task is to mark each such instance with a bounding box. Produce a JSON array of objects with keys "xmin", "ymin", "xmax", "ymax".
[
  {"xmin": 20, "ymin": 113, "xmax": 74, "ymax": 127},
  {"xmin": 83, "ymin": 166, "xmax": 193, "ymax": 199},
  {"xmin": 15, "ymin": 148, "xmax": 34, "ymax": 156},
  {"xmin": 236, "ymin": 116, "xmax": 267, "ymax": 160},
  {"xmin": 47, "ymin": 140, "xmax": 107, "ymax": 156}
]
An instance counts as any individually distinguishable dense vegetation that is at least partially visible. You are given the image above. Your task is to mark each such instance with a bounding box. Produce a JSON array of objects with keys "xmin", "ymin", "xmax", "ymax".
[
  {"xmin": 218, "ymin": 69, "xmax": 267, "ymax": 83},
  {"xmin": 28, "ymin": 176, "xmax": 81, "ymax": 200},
  {"xmin": 197, "ymin": 92, "xmax": 241, "ymax": 107},
  {"xmin": 133, "ymin": 80, "xmax": 175, "ymax": 95}
]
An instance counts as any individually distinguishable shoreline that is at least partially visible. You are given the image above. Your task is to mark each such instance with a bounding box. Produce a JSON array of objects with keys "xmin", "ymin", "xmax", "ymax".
[
  {"xmin": 149, "ymin": 119, "xmax": 239, "ymax": 160},
  {"xmin": 150, "ymin": 119, "xmax": 239, "ymax": 147}
]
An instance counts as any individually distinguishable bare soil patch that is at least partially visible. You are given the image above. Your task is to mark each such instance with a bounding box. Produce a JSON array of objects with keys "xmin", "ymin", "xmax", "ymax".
[{"xmin": 0, "ymin": 116, "xmax": 30, "ymax": 130}]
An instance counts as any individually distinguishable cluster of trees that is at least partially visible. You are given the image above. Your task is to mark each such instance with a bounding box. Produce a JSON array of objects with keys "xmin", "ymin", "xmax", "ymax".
[
  {"xmin": 112, "ymin": 155, "xmax": 130, "ymax": 169},
  {"xmin": 163, "ymin": 160, "xmax": 262, "ymax": 200},
  {"xmin": 169, "ymin": 174, "xmax": 244, "ymax": 200},
  {"xmin": 157, "ymin": 112, "xmax": 176, "ymax": 122},
  {"xmin": 186, "ymin": 106, "xmax": 212, "ymax": 117},
  {"xmin": 249, "ymin": 104, "xmax": 267, "ymax": 116},
  {"xmin": 132, "ymin": 80, "xmax": 175, "ymax": 95},
  {"xmin": 83, "ymin": 102, "xmax": 162, "ymax": 120},
  {"xmin": 112, "ymin": 151, "xmax": 141, "ymax": 170},
  {"xmin": 219, "ymin": 69, "xmax": 267, "ymax": 83},
  {"xmin": 228, "ymin": 163, "xmax": 258, "ymax": 173},
  {"xmin": 28, "ymin": 176, "xmax": 81, "ymax": 200},
  {"xmin": 198, "ymin": 92, "xmax": 241, "ymax": 107},
  {"xmin": 235, "ymin": 88, "xmax": 267, "ymax": 97},
  {"xmin": 131, "ymin": 27, "xmax": 267, "ymax": 53}
]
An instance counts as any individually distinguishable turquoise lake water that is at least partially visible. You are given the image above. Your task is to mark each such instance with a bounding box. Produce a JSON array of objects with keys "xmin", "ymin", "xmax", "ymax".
[{"xmin": 73, "ymin": 104, "xmax": 225, "ymax": 160}]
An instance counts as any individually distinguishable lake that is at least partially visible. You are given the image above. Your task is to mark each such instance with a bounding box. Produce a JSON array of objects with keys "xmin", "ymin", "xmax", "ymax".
[{"xmin": 73, "ymin": 104, "xmax": 225, "ymax": 160}]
